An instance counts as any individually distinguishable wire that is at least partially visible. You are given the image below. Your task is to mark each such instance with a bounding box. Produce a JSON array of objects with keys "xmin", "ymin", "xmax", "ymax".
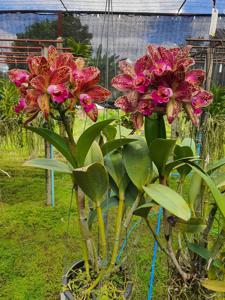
[
  {"xmin": 58, "ymin": 0, "xmax": 68, "ymax": 12},
  {"xmin": 177, "ymin": 0, "xmax": 187, "ymax": 14}
]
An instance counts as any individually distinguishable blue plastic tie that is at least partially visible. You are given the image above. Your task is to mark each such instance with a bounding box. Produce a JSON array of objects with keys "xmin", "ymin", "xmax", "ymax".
[
  {"xmin": 50, "ymin": 144, "xmax": 55, "ymax": 207},
  {"xmin": 147, "ymin": 207, "xmax": 163, "ymax": 300}
]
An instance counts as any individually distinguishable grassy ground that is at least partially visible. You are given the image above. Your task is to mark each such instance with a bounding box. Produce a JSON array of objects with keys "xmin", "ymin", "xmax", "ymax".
[{"xmin": 0, "ymin": 145, "xmax": 168, "ymax": 300}]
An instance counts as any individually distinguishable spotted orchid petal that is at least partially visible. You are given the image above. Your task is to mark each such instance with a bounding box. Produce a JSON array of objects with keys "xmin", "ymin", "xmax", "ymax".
[
  {"xmin": 131, "ymin": 112, "xmax": 144, "ymax": 129},
  {"xmin": 111, "ymin": 74, "xmax": 134, "ymax": 92},
  {"xmin": 85, "ymin": 104, "xmax": 98, "ymax": 122},
  {"xmin": 27, "ymin": 56, "xmax": 49, "ymax": 75},
  {"xmin": 31, "ymin": 75, "xmax": 49, "ymax": 92},
  {"xmin": 85, "ymin": 85, "xmax": 111, "ymax": 103},
  {"xmin": 137, "ymin": 99, "xmax": 155, "ymax": 116},
  {"xmin": 56, "ymin": 53, "xmax": 75, "ymax": 69},
  {"xmin": 80, "ymin": 67, "xmax": 100, "ymax": 89},
  {"xmin": 184, "ymin": 103, "xmax": 199, "ymax": 127},
  {"xmin": 8, "ymin": 69, "xmax": 30, "ymax": 87},
  {"xmin": 174, "ymin": 81, "xmax": 193, "ymax": 102},
  {"xmin": 37, "ymin": 93, "xmax": 50, "ymax": 119},
  {"xmin": 192, "ymin": 89, "xmax": 213, "ymax": 108},
  {"xmin": 115, "ymin": 96, "xmax": 133, "ymax": 113},
  {"xmin": 48, "ymin": 46, "xmax": 58, "ymax": 70},
  {"xmin": 134, "ymin": 55, "xmax": 152, "ymax": 75},
  {"xmin": 47, "ymin": 84, "xmax": 69, "ymax": 103},
  {"xmin": 119, "ymin": 60, "xmax": 135, "ymax": 77},
  {"xmin": 185, "ymin": 69, "xmax": 205, "ymax": 86},
  {"xmin": 166, "ymin": 97, "xmax": 182, "ymax": 124},
  {"xmin": 50, "ymin": 66, "xmax": 70, "ymax": 85}
]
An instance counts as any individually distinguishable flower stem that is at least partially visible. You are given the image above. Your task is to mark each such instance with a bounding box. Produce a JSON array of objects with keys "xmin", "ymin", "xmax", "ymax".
[
  {"xmin": 109, "ymin": 190, "xmax": 125, "ymax": 270},
  {"xmin": 123, "ymin": 191, "xmax": 142, "ymax": 229},
  {"xmin": 96, "ymin": 200, "xmax": 107, "ymax": 262}
]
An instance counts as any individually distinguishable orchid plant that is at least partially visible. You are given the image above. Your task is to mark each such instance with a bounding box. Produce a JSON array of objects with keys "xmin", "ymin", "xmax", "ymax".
[{"xmin": 8, "ymin": 44, "xmax": 225, "ymax": 299}]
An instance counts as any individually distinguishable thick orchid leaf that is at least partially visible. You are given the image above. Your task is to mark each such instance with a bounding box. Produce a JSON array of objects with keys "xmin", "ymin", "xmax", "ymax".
[
  {"xmin": 181, "ymin": 137, "xmax": 196, "ymax": 155},
  {"xmin": 149, "ymin": 138, "xmax": 176, "ymax": 176},
  {"xmin": 143, "ymin": 184, "xmax": 191, "ymax": 221},
  {"xmin": 165, "ymin": 157, "xmax": 199, "ymax": 178},
  {"xmin": 124, "ymin": 138, "xmax": 153, "ymax": 190},
  {"xmin": 76, "ymin": 119, "xmax": 114, "ymax": 166},
  {"xmin": 187, "ymin": 163, "xmax": 225, "ymax": 218},
  {"xmin": 88, "ymin": 196, "xmax": 118, "ymax": 228},
  {"xmin": 188, "ymin": 171, "xmax": 202, "ymax": 212},
  {"xmin": 174, "ymin": 145, "xmax": 193, "ymax": 177},
  {"xmin": 101, "ymin": 138, "xmax": 136, "ymax": 157},
  {"xmin": 187, "ymin": 243, "xmax": 212, "ymax": 260},
  {"xmin": 115, "ymin": 125, "xmax": 133, "ymax": 138},
  {"xmin": 145, "ymin": 114, "xmax": 166, "ymax": 147},
  {"xmin": 84, "ymin": 141, "xmax": 104, "ymax": 166},
  {"xmin": 176, "ymin": 218, "xmax": 206, "ymax": 233},
  {"xmin": 207, "ymin": 157, "xmax": 225, "ymax": 175},
  {"xmin": 201, "ymin": 280, "xmax": 225, "ymax": 293},
  {"xmin": 24, "ymin": 158, "xmax": 73, "ymax": 173},
  {"xmin": 105, "ymin": 151, "xmax": 126, "ymax": 190},
  {"xmin": 102, "ymin": 125, "xmax": 117, "ymax": 141},
  {"xmin": 27, "ymin": 127, "xmax": 77, "ymax": 167},
  {"xmin": 73, "ymin": 163, "xmax": 109, "ymax": 202},
  {"xmin": 133, "ymin": 202, "xmax": 153, "ymax": 218}
]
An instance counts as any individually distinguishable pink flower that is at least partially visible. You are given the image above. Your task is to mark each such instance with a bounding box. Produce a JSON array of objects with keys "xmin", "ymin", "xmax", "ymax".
[
  {"xmin": 192, "ymin": 88, "xmax": 213, "ymax": 108},
  {"xmin": 111, "ymin": 59, "xmax": 150, "ymax": 93},
  {"xmin": 47, "ymin": 84, "xmax": 69, "ymax": 103},
  {"xmin": 150, "ymin": 59, "xmax": 171, "ymax": 77},
  {"xmin": 137, "ymin": 99, "xmax": 155, "ymax": 116},
  {"xmin": 80, "ymin": 94, "xmax": 95, "ymax": 112},
  {"xmin": 151, "ymin": 86, "xmax": 173, "ymax": 104},
  {"xmin": 14, "ymin": 98, "xmax": 26, "ymax": 113},
  {"xmin": 9, "ymin": 69, "xmax": 30, "ymax": 87}
]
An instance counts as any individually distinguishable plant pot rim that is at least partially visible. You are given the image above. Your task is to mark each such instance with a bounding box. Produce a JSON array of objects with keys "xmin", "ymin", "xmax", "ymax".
[{"xmin": 62, "ymin": 260, "xmax": 133, "ymax": 300}]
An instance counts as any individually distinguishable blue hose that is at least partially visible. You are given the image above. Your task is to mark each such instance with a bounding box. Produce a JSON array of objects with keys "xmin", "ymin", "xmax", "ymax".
[{"xmin": 147, "ymin": 207, "xmax": 163, "ymax": 300}]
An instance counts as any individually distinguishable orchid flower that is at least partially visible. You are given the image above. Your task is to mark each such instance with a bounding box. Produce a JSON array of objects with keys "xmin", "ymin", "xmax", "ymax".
[
  {"xmin": 8, "ymin": 46, "xmax": 111, "ymax": 123},
  {"xmin": 112, "ymin": 59, "xmax": 150, "ymax": 93},
  {"xmin": 112, "ymin": 44, "xmax": 213, "ymax": 128}
]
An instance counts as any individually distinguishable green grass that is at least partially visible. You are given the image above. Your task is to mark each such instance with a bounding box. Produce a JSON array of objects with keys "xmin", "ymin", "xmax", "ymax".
[{"xmin": 0, "ymin": 138, "xmax": 167, "ymax": 299}]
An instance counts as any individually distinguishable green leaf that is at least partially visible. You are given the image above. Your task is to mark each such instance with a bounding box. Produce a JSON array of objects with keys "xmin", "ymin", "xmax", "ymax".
[
  {"xmin": 101, "ymin": 138, "xmax": 136, "ymax": 157},
  {"xmin": 133, "ymin": 202, "xmax": 153, "ymax": 218},
  {"xmin": 165, "ymin": 157, "xmax": 199, "ymax": 178},
  {"xmin": 84, "ymin": 141, "xmax": 104, "ymax": 166},
  {"xmin": 187, "ymin": 163, "xmax": 225, "ymax": 218},
  {"xmin": 188, "ymin": 171, "xmax": 202, "ymax": 212},
  {"xmin": 124, "ymin": 138, "xmax": 153, "ymax": 190},
  {"xmin": 105, "ymin": 151, "xmax": 126, "ymax": 189},
  {"xmin": 187, "ymin": 243, "xmax": 212, "ymax": 260},
  {"xmin": 144, "ymin": 114, "xmax": 166, "ymax": 147},
  {"xmin": 143, "ymin": 184, "xmax": 191, "ymax": 221},
  {"xmin": 115, "ymin": 125, "xmax": 133, "ymax": 138},
  {"xmin": 24, "ymin": 158, "xmax": 73, "ymax": 173},
  {"xmin": 201, "ymin": 280, "xmax": 225, "ymax": 292},
  {"xmin": 102, "ymin": 125, "xmax": 117, "ymax": 141},
  {"xmin": 214, "ymin": 173, "xmax": 225, "ymax": 189},
  {"xmin": 27, "ymin": 127, "xmax": 77, "ymax": 167},
  {"xmin": 181, "ymin": 138, "xmax": 196, "ymax": 155},
  {"xmin": 174, "ymin": 145, "xmax": 193, "ymax": 177},
  {"xmin": 207, "ymin": 157, "xmax": 225, "ymax": 175},
  {"xmin": 73, "ymin": 163, "xmax": 109, "ymax": 202},
  {"xmin": 76, "ymin": 119, "xmax": 114, "ymax": 166},
  {"xmin": 149, "ymin": 138, "xmax": 176, "ymax": 176},
  {"xmin": 176, "ymin": 218, "xmax": 206, "ymax": 233}
]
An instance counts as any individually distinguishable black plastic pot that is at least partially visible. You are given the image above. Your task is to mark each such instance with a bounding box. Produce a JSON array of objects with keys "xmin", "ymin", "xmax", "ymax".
[{"xmin": 62, "ymin": 260, "xmax": 133, "ymax": 300}]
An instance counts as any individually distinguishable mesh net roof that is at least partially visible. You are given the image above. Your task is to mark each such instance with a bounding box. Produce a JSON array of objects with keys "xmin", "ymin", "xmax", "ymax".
[{"xmin": 0, "ymin": 0, "xmax": 225, "ymax": 14}]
